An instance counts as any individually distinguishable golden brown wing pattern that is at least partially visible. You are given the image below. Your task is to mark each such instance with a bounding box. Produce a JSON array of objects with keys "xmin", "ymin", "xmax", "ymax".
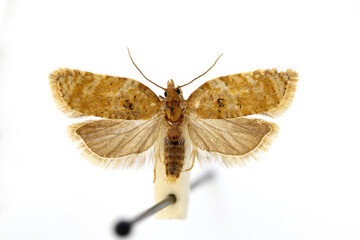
[
  {"xmin": 49, "ymin": 68, "xmax": 161, "ymax": 119},
  {"xmin": 186, "ymin": 115, "xmax": 278, "ymax": 167},
  {"xmin": 186, "ymin": 69, "xmax": 297, "ymax": 119}
]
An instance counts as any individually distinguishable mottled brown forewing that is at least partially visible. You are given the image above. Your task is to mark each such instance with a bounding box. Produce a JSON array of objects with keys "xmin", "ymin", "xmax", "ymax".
[
  {"xmin": 186, "ymin": 69, "xmax": 297, "ymax": 119},
  {"xmin": 49, "ymin": 68, "xmax": 161, "ymax": 119}
]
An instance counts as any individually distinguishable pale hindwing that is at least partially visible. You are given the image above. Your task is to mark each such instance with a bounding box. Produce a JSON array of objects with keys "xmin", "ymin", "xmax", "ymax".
[
  {"xmin": 186, "ymin": 115, "xmax": 278, "ymax": 167},
  {"xmin": 68, "ymin": 116, "xmax": 164, "ymax": 168}
]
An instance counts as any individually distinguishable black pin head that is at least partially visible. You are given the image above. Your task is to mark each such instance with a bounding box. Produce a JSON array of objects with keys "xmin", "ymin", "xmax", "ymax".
[{"xmin": 114, "ymin": 221, "xmax": 132, "ymax": 237}]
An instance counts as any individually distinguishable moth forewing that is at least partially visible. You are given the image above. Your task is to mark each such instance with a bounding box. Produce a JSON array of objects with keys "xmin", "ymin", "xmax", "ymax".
[
  {"xmin": 186, "ymin": 68, "xmax": 298, "ymax": 119},
  {"xmin": 49, "ymin": 68, "xmax": 161, "ymax": 120}
]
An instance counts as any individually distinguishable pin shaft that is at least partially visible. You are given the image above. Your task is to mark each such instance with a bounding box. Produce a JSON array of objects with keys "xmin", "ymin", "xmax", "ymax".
[
  {"xmin": 131, "ymin": 194, "xmax": 176, "ymax": 224},
  {"xmin": 114, "ymin": 171, "xmax": 215, "ymax": 237}
]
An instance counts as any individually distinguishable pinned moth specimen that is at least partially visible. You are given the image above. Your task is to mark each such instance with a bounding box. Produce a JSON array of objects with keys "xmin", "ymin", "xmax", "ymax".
[{"xmin": 49, "ymin": 52, "xmax": 297, "ymax": 184}]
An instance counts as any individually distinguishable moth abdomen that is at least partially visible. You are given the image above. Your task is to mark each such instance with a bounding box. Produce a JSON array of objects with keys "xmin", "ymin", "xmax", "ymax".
[{"xmin": 164, "ymin": 126, "xmax": 185, "ymax": 182}]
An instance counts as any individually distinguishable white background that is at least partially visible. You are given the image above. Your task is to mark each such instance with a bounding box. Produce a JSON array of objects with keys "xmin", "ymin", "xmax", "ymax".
[{"xmin": 0, "ymin": 0, "xmax": 359, "ymax": 239}]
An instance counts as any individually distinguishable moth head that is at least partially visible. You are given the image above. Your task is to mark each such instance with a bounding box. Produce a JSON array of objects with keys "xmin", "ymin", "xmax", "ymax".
[
  {"xmin": 162, "ymin": 79, "xmax": 184, "ymax": 121},
  {"xmin": 164, "ymin": 79, "xmax": 183, "ymax": 99}
]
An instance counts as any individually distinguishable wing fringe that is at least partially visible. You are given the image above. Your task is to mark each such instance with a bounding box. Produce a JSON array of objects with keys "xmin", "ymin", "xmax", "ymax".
[
  {"xmin": 266, "ymin": 69, "xmax": 298, "ymax": 117},
  {"xmin": 49, "ymin": 69, "xmax": 83, "ymax": 118}
]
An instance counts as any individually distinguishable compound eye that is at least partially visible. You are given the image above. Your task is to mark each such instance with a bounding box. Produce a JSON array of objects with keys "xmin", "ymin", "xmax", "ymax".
[
  {"xmin": 176, "ymin": 89, "xmax": 181, "ymax": 94},
  {"xmin": 164, "ymin": 91, "xmax": 167, "ymax": 97}
]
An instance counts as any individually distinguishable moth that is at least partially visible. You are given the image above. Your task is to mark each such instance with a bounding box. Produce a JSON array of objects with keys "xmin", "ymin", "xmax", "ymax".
[{"xmin": 49, "ymin": 52, "xmax": 297, "ymax": 183}]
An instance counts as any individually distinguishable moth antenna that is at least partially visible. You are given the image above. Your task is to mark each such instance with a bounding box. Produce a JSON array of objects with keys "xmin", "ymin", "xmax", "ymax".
[
  {"xmin": 179, "ymin": 53, "xmax": 223, "ymax": 88},
  {"xmin": 127, "ymin": 48, "xmax": 166, "ymax": 91}
]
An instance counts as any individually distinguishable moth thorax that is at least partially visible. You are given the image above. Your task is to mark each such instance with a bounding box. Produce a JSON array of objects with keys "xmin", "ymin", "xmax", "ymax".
[{"xmin": 165, "ymin": 101, "xmax": 183, "ymax": 122}]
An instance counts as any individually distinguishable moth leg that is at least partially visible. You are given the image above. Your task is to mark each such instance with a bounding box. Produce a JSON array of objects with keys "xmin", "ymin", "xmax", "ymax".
[
  {"xmin": 185, "ymin": 151, "xmax": 196, "ymax": 172},
  {"xmin": 153, "ymin": 157, "xmax": 158, "ymax": 183}
]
